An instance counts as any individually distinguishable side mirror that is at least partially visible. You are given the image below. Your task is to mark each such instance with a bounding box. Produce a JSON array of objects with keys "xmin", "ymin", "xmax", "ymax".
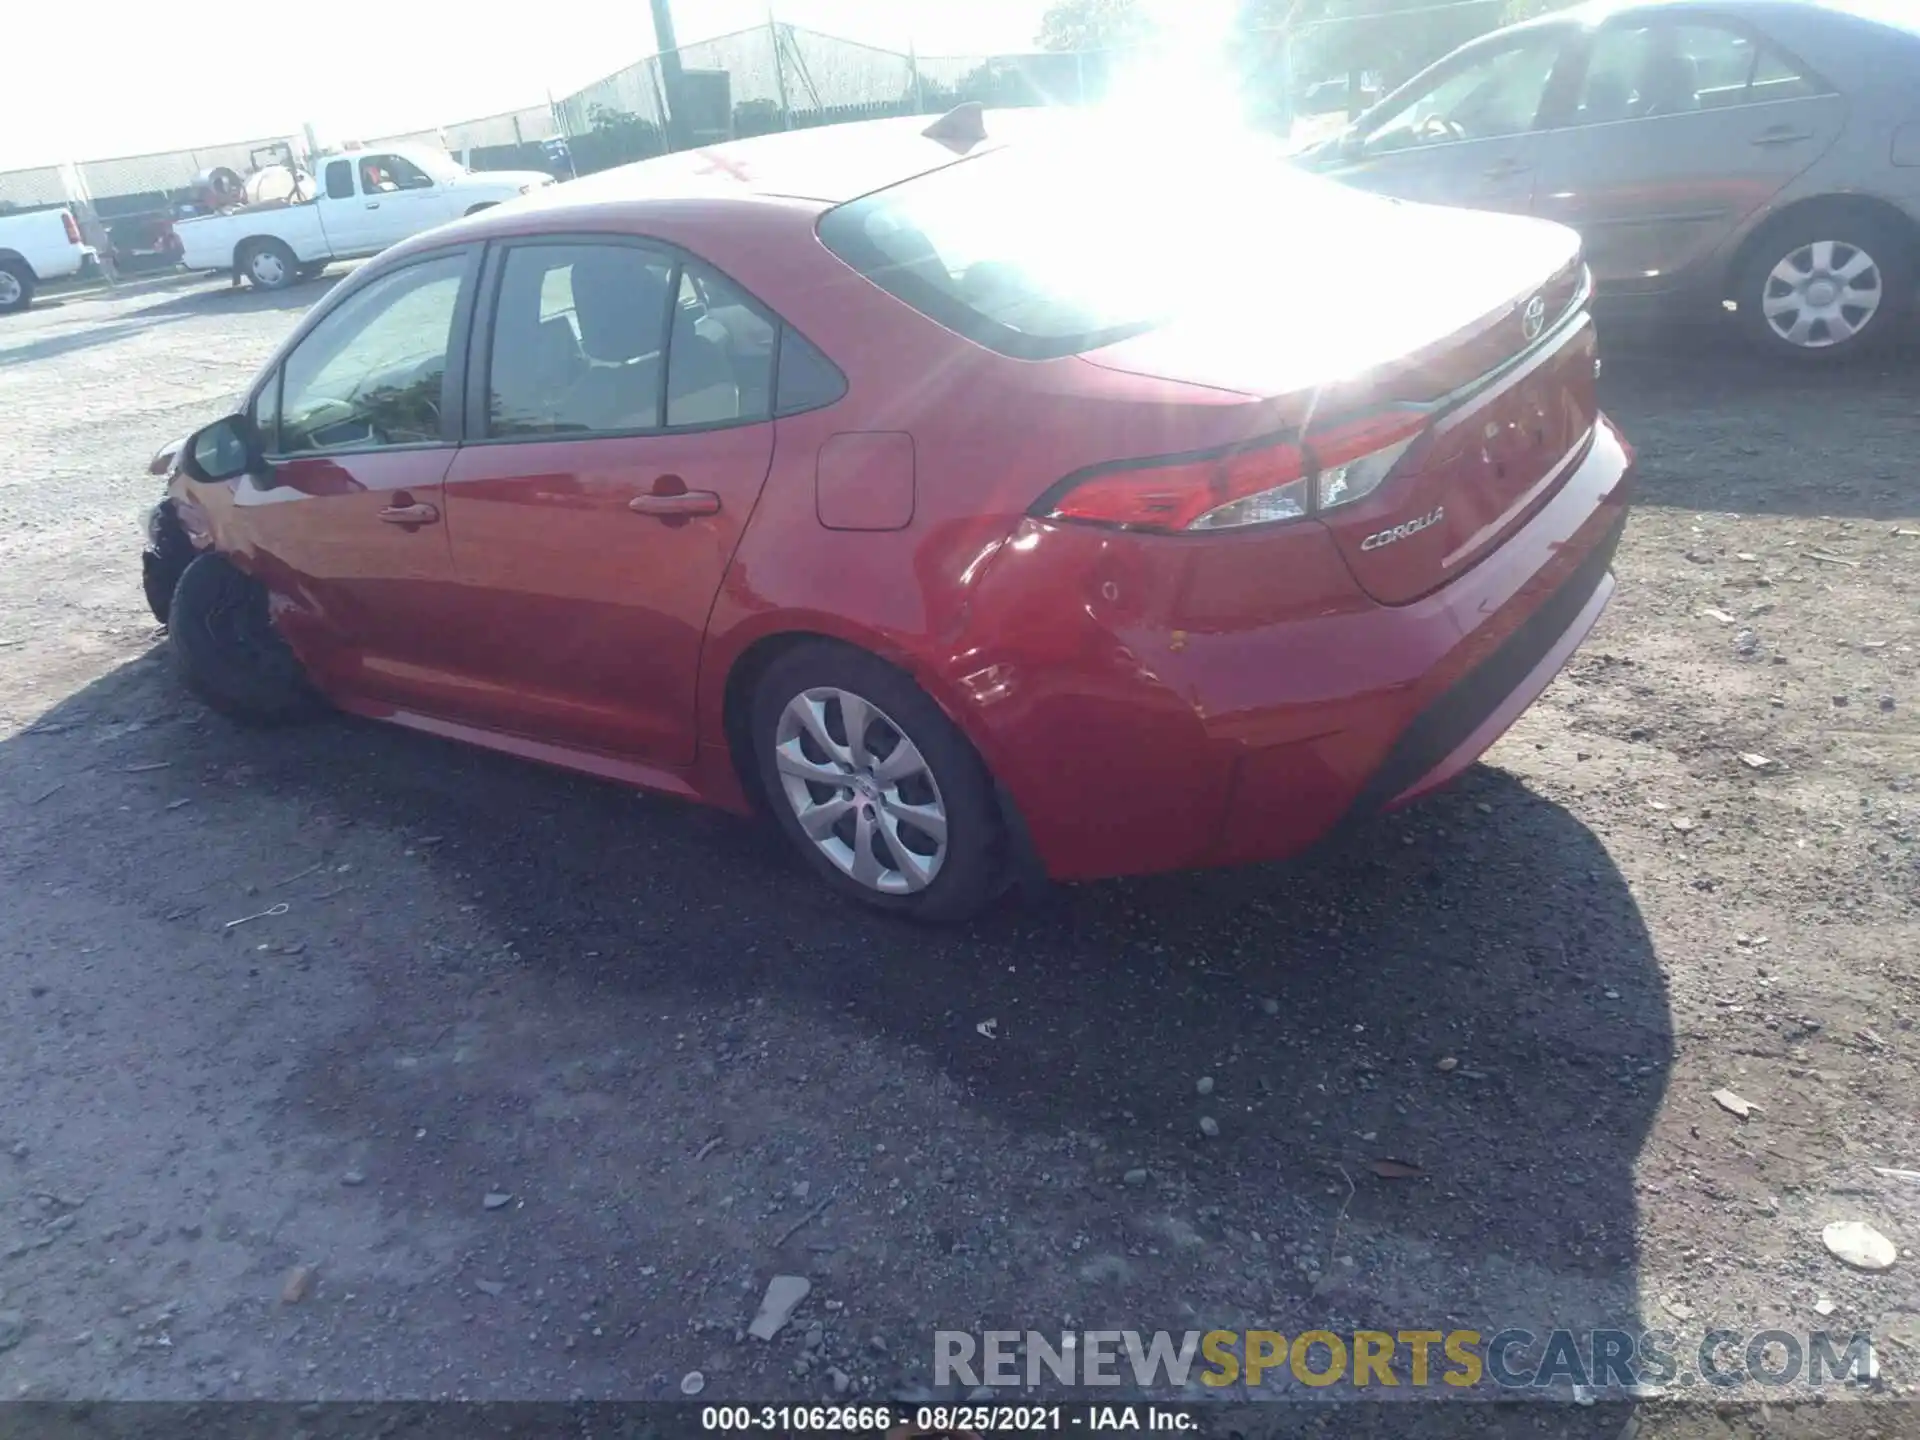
[{"xmin": 180, "ymin": 415, "xmax": 261, "ymax": 485}]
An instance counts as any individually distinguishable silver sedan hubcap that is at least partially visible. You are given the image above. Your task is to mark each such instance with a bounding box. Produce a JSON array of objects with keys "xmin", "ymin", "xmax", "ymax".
[
  {"xmin": 252, "ymin": 252, "xmax": 285, "ymax": 286},
  {"xmin": 1762, "ymin": 240, "xmax": 1882, "ymax": 349},
  {"xmin": 773, "ymin": 687, "xmax": 947, "ymax": 895},
  {"xmin": 0, "ymin": 271, "xmax": 19, "ymax": 305}
]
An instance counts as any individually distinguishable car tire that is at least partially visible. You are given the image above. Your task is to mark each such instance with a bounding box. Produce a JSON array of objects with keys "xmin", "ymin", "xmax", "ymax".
[
  {"xmin": 0, "ymin": 258, "xmax": 34, "ymax": 314},
  {"xmin": 239, "ymin": 238, "xmax": 299, "ymax": 292},
  {"xmin": 142, "ymin": 506, "xmax": 196, "ymax": 626},
  {"xmin": 167, "ymin": 553, "xmax": 323, "ymax": 725},
  {"xmin": 1735, "ymin": 210, "xmax": 1915, "ymax": 362},
  {"xmin": 750, "ymin": 641, "xmax": 1003, "ymax": 923}
]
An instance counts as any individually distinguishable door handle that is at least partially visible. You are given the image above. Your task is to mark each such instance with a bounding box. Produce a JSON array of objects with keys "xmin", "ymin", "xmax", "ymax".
[
  {"xmin": 378, "ymin": 501, "xmax": 439, "ymax": 524},
  {"xmin": 1751, "ymin": 129, "xmax": 1814, "ymax": 147},
  {"xmin": 629, "ymin": 491, "xmax": 720, "ymax": 517},
  {"xmin": 365, "ymin": 201, "xmax": 381, "ymax": 209}
]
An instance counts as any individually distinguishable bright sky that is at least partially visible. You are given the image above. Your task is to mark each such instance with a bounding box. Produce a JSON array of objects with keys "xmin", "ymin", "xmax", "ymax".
[{"xmin": 2, "ymin": 0, "xmax": 1052, "ymax": 172}]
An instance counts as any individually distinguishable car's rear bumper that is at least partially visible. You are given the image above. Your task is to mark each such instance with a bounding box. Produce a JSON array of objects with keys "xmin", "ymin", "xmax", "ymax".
[{"xmin": 963, "ymin": 415, "xmax": 1634, "ymax": 882}]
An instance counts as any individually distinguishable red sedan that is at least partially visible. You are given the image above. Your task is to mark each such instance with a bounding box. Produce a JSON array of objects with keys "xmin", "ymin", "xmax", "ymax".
[{"xmin": 143, "ymin": 107, "xmax": 1634, "ymax": 921}]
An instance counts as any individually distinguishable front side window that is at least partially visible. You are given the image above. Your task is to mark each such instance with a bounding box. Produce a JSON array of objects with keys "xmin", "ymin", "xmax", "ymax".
[
  {"xmin": 359, "ymin": 154, "xmax": 434, "ymax": 193},
  {"xmin": 277, "ymin": 254, "xmax": 467, "ymax": 455},
  {"xmin": 251, "ymin": 365, "xmax": 283, "ymax": 451},
  {"xmin": 1362, "ymin": 37, "xmax": 1564, "ymax": 152}
]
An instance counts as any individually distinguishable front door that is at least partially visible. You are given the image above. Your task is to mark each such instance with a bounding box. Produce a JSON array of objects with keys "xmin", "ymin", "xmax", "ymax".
[
  {"xmin": 438, "ymin": 237, "xmax": 780, "ymax": 764},
  {"xmin": 225, "ymin": 247, "xmax": 479, "ymax": 709},
  {"xmin": 1325, "ymin": 27, "xmax": 1574, "ymax": 215},
  {"xmin": 327, "ymin": 152, "xmax": 447, "ymax": 255},
  {"xmin": 1527, "ymin": 16, "xmax": 1846, "ymax": 292}
]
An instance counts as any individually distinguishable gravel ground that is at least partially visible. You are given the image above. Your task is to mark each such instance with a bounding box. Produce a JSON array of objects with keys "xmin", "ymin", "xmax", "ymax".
[{"xmin": 0, "ymin": 277, "xmax": 1915, "ymax": 1434}]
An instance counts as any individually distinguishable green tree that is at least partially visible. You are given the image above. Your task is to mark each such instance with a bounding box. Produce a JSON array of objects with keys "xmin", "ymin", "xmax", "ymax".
[{"xmin": 1036, "ymin": 0, "xmax": 1151, "ymax": 52}]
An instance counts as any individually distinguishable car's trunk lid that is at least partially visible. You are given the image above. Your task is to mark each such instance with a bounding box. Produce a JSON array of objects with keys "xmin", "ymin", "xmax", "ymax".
[{"xmin": 1079, "ymin": 194, "xmax": 1596, "ymax": 604}]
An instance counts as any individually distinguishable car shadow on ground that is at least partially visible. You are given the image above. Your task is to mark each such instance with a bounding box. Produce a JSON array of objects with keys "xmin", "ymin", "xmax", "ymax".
[
  {"xmin": 6, "ymin": 650, "xmax": 1673, "ymax": 1414},
  {"xmin": 0, "ymin": 277, "xmax": 338, "ymax": 370},
  {"xmin": 1595, "ymin": 311, "xmax": 1919, "ymax": 524}
]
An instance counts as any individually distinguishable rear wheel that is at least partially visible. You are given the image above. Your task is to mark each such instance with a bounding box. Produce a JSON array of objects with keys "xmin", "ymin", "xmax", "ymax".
[
  {"xmin": 750, "ymin": 642, "xmax": 1002, "ymax": 922},
  {"xmin": 167, "ymin": 554, "xmax": 323, "ymax": 725},
  {"xmin": 1736, "ymin": 211, "xmax": 1914, "ymax": 362},
  {"xmin": 0, "ymin": 259, "xmax": 34, "ymax": 314},
  {"xmin": 239, "ymin": 238, "xmax": 298, "ymax": 292}
]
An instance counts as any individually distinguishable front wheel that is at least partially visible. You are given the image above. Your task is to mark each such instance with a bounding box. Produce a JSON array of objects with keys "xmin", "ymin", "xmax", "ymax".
[
  {"xmin": 0, "ymin": 259, "xmax": 34, "ymax": 314},
  {"xmin": 168, "ymin": 554, "xmax": 323, "ymax": 725},
  {"xmin": 239, "ymin": 238, "xmax": 299, "ymax": 292},
  {"xmin": 1735, "ymin": 213, "xmax": 1914, "ymax": 361},
  {"xmin": 750, "ymin": 642, "xmax": 1003, "ymax": 923}
]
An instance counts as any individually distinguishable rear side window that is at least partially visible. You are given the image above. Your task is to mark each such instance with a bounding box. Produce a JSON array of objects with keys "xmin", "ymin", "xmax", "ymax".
[
  {"xmin": 775, "ymin": 329, "xmax": 846, "ymax": 415},
  {"xmin": 668, "ymin": 263, "xmax": 776, "ymax": 427},
  {"xmin": 485, "ymin": 243, "xmax": 785, "ymax": 437},
  {"xmin": 324, "ymin": 161, "xmax": 354, "ymax": 201},
  {"xmin": 1576, "ymin": 21, "xmax": 1827, "ymax": 122},
  {"xmin": 486, "ymin": 242, "xmax": 676, "ymax": 437}
]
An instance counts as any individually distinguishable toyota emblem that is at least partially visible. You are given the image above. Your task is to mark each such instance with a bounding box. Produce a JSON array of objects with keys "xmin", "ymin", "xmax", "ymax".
[{"xmin": 1521, "ymin": 294, "xmax": 1547, "ymax": 342}]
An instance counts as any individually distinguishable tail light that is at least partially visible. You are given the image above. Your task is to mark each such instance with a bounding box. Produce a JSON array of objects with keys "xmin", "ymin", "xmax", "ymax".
[
  {"xmin": 62, "ymin": 211, "xmax": 81, "ymax": 245},
  {"xmin": 1037, "ymin": 408, "xmax": 1430, "ymax": 534}
]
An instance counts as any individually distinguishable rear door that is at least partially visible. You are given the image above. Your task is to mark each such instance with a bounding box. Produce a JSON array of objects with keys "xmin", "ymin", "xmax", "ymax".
[
  {"xmin": 1527, "ymin": 14, "xmax": 1846, "ymax": 290},
  {"xmin": 225, "ymin": 248, "xmax": 476, "ymax": 706},
  {"xmin": 1325, "ymin": 26, "xmax": 1579, "ymax": 214},
  {"xmin": 436, "ymin": 236, "xmax": 779, "ymax": 764}
]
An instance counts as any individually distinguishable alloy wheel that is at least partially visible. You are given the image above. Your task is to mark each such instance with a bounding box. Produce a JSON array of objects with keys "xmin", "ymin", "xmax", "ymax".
[
  {"xmin": 1761, "ymin": 239, "xmax": 1883, "ymax": 349},
  {"xmin": 0, "ymin": 271, "xmax": 20, "ymax": 307},
  {"xmin": 772, "ymin": 686, "xmax": 948, "ymax": 895}
]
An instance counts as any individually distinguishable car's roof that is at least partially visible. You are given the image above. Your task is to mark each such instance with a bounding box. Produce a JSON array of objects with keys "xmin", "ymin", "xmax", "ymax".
[
  {"xmin": 1555, "ymin": 0, "xmax": 1918, "ymax": 28},
  {"xmin": 511, "ymin": 109, "xmax": 1059, "ymax": 215}
]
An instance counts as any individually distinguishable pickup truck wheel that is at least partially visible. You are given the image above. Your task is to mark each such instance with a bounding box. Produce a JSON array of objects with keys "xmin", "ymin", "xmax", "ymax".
[
  {"xmin": 0, "ymin": 259, "xmax": 34, "ymax": 314},
  {"xmin": 239, "ymin": 239, "xmax": 298, "ymax": 292}
]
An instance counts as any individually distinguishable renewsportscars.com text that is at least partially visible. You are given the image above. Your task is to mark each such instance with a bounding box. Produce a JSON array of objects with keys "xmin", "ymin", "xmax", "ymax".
[{"xmin": 934, "ymin": 1328, "xmax": 1877, "ymax": 1391}]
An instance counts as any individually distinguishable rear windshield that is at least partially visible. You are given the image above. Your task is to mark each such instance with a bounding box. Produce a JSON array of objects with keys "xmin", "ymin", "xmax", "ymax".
[{"xmin": 819, "ymin": 136, "xmax": 1294, "ymax": 360}]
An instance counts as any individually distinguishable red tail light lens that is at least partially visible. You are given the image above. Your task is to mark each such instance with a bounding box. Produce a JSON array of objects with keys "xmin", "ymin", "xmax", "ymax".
[
  {"xmin": 1044, "ymin": 440, "xmax": 1309, "ymax": 532},
  {"xmin": 1039, "ymin": 408, "xmax": 1430, "ymax": 535},
  {"xmin": 62, "ymin": 211, "xmax": 81, "ymax": 245}
]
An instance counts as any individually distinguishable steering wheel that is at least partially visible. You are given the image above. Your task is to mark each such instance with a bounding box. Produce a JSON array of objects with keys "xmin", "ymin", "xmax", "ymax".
[{"xmin": 1418, "ymin": 114, "xmax": 1467, "ymax": 142}]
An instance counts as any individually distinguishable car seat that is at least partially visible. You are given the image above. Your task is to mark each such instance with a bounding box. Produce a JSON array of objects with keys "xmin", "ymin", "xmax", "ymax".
[{"xmin": 565, "ymin": 250, "xmax": 670, "ymax": 431}]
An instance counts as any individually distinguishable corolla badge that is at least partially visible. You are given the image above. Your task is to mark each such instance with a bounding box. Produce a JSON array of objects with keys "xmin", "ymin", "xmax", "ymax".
[
  {"xmin": 1360, "ymin": 506, "xmax": 1445, "ymax": 551},
  {"xmin": 1522, "ymin": 293, "xmax": 1547, "ymax": 342}
]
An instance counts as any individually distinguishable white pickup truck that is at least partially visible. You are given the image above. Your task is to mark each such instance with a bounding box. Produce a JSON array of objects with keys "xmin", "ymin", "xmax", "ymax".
[
  {"xmin": 176, "ymin": 143, "xmax": 554, "ymax": 290},
  {"xmin": 0, "ymin": 206, "xmax": 102, "ymax": 313}
]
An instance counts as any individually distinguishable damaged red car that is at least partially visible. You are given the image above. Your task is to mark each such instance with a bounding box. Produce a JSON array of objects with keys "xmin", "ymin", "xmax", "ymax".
[{"xmin": 142, "ymin": 108, "xmax": 1634, "ymax": 921}]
